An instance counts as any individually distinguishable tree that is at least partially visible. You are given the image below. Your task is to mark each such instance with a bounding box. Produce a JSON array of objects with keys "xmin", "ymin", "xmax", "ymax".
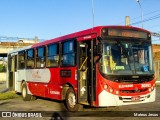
[{"xmin": 0, "ymin": 64, "xmax": 6, "ymax": 72}]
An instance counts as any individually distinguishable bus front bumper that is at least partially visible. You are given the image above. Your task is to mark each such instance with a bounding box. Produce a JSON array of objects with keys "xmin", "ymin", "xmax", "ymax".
[{"xmin": 98, "ymin": 89, "xmax": 156, "ymax": 107}]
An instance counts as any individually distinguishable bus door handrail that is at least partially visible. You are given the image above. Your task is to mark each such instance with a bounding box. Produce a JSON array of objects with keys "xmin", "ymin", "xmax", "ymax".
[
  {"xmin": 79, "ymin": 57, "xmax": 88, "ymax": 71},
  {"xmin": 79, "ymin": 57, "xmax": 88, "ymax": 82},
  {"xmin": 79, "ymin": 68, "xmax": 88, "ymax": 82}
]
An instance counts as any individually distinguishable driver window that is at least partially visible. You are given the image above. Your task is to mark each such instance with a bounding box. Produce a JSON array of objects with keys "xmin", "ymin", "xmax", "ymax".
[{"xmin": 111, "ymin": 44, "xmax": 121, "ymax": 64}]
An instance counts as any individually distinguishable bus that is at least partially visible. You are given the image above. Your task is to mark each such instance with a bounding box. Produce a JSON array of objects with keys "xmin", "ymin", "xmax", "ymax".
[{"xmin": 7, "ymin": 26, "xmax": 155, "ymax": 112}]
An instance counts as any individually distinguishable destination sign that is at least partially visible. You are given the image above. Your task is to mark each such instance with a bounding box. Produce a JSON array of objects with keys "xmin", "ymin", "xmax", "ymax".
[{"xmin": 102, "ymin": 28, "xmax": 150, "ymax": 39}]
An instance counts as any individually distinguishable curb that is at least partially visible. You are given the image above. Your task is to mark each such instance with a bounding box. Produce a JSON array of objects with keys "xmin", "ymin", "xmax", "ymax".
[{"xmin": 0, "ymin": 88, "xmax": 10, "ymax": 93}]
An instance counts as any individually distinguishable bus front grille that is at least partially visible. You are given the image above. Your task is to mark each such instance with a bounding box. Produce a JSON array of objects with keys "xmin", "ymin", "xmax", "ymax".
[{"xmin": 120, "ymin": 88, "xmax": 148, "ymax": 93}]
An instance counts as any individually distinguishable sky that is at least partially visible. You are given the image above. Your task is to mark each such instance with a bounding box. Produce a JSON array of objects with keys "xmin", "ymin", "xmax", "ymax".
[{"xmin": 0, "ymin": 0, "xmax": 160, "ymax": 43}]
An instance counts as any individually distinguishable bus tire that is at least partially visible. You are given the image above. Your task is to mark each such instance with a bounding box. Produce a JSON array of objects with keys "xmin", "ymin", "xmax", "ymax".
[
  {"xmin": 21, "ymin": 82, "xmax": 32, "ymax": 101},
  {"xmin": 65, "ymin": 88, "xmax": 80, "ymax": 112}
]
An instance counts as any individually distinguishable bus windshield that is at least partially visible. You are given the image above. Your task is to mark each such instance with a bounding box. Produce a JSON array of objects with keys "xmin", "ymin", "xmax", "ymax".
[{"xmin": 99, "ymin": 40, "xmax": 154, "ymax": 75}]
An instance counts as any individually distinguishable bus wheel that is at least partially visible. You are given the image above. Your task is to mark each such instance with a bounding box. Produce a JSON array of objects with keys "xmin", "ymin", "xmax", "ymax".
[
  {"xmin": 21, "ymin": 82, "xmax": 32, "ymax": 101},
  {"xmin": 65, "ymin": 88, "xmax": 79, "ymax": 112}
]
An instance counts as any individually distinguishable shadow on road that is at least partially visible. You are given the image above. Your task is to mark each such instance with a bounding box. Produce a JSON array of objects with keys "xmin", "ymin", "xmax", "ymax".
[{"xmin": 50, "ymin": 112, "xmax": 64, "ymax": 120}]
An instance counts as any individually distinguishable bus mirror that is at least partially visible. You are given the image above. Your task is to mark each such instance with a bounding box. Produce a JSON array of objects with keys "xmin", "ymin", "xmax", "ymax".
[{"xmin": 97, "ymin": 43, "xmax": 103, "ymax": 55}]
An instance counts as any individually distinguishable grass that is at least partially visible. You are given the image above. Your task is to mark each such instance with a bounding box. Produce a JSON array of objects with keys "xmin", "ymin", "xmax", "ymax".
[{"xmin": 0, "ymin": 91, "xmax": 20, "ymax": 100}]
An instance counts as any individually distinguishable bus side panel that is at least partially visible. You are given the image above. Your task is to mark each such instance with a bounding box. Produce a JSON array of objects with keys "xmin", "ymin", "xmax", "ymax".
[
  {"xmin": 17, "ymin": 69, "xmax": 27, "ymax": 92},
  {"xmin": 49, "ymin": 68, "xmax": 60, "ymax": 83},
  {"xmin": 60, "ymin": 67, "xmax": 77, "ymax": 89},
  {"xmin": 45, "ymin": 83, "xmax": 62, "ymax": 100},
  {"xmin": 45, "ymin": 67, "xmax": 77, "ymax": 100},
  {"xmin": 26, "ymin": 68, "xmax": 51, "ymax": 96},
  {"xmin": 28, "ymin": 82, "xmax": 46, "ymax": 97},
  {"xmin": 45, "ymin": 68, "xmax": 61, "ymax": 100}
]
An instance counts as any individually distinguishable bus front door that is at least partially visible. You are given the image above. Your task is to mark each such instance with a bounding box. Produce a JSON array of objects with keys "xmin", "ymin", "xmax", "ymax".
[{"xmin": 77, "ymin": 41, "xmax": 92, "ymax": 105}]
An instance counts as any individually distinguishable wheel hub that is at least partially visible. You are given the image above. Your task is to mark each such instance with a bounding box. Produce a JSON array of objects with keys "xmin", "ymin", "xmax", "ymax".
[
  {"xmin": 22, "ymin": 87, "xmax": 26, "ymax": 98},
  {"xmin": 68, "ymin": 92, "xmax": 76, "ymax": 108}
]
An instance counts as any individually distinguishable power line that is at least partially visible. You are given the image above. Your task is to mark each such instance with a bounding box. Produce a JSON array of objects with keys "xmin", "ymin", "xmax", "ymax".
[
  {"xmin": 131, "ymin": 9, "xmax": 160, "ymax": 21},
  {"xmin": 146, "ymin": 25, "xmax": 160, "ymax": 29},
  {"xmin": 118, "ymin": 9, "xmax": 160, "ymax": 25},
  {"xmin": 130, "ymin": 13, "xmax": 160, "ymax": 25}
]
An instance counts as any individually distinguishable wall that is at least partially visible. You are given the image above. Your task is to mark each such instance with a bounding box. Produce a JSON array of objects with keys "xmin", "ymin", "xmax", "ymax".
[{"xmin": 0, "ymin": 72, "xmax": 6, "ymax": 81}]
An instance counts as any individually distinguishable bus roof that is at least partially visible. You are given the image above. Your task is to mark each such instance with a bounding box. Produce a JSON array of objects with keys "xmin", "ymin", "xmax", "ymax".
[
  {"xmin": 32, "ymin": 25, "xmax": 150, "ymax": 48},
  {"xmin": 8, "ymin": 25, "xmax": 150, "ymax": 54},
  {"xmin": 8, "ymin": 45, "xmax": 32, "ymax": 54}
]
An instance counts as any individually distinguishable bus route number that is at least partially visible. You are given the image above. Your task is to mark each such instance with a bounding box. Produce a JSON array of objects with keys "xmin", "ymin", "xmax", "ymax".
[{"xmin": 141, "ymin": 84, "xmax": 151, "ymax": 88}]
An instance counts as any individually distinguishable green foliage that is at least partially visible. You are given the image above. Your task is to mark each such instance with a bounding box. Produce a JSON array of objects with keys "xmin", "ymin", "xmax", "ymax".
[
  {"xmin": 0, "ymin": 91, "xmax": 20, "ymax": 100},
  {"xmin": 0, "ymin": 64, "xmax": 3, "ymax": 72},
  {"xmin": 0, "ymin": 64, "xmax": 6, "ymax": 72}
]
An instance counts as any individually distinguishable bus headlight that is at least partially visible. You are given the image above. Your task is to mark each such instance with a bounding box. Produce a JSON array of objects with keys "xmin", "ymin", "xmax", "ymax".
[
  {"xmin": 104, "ymin": 85, "xmax": 108, "ymax": 89},
  {"xmin": 109, "ymin": 88, "xmax": 113, "ymax": 93},
  {"xmin": 153, "ymin": 83, "xmax": 155, "ymax": 87},
  {"xmin": 115, "ymin": 90, "xmax": 119, "ymax": 95},
  {"xmin": 151, "ymin": 86, "xmax": 154, "ymax": 90}
]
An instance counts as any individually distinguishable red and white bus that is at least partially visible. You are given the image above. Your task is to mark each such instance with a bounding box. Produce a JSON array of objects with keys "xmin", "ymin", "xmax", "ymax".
[{"xmin": 7, "ymin": 26, "xmax": 155, "ymax": 111}]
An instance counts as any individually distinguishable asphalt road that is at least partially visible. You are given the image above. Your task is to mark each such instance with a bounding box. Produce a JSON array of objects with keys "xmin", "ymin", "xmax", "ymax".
[{"xmin": 0, "ymin": 82, "xmax": 160, "ymax": 120}]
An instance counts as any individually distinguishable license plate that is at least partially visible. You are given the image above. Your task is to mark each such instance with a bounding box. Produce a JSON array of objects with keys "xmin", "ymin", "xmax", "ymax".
[{"xmin": 131, "ymin": 96, "xmax": 140, "ymax": 101}]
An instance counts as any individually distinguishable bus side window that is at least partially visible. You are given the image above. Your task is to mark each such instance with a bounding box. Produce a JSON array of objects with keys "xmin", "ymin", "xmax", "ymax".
[
  {"xmin": 18, "ymin": 51, "xmax": 25, "ymax": 69},
  {"xmin": 61, "ymin": 40, "xmax": 76, "ymax": 66},
  {"xmin": 47, "ymin": 44, "xmax": 59, "ymax": 67},
  {"xmin": 26, "ymin": 49, "xmax": 35, "ymax": 69},
  {"xmin": 36, "ymin": 47, "xmax": 46, "ymax": 68}
]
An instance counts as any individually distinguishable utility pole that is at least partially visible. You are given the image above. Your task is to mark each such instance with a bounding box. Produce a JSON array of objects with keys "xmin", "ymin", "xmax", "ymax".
[
  {"xmin": 136, "ymin": 0, "xmax": 144, "ymax": 28},
  {"xmin": 91, "ymin": 0, "xmax": 95, "ymax": 28}
]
